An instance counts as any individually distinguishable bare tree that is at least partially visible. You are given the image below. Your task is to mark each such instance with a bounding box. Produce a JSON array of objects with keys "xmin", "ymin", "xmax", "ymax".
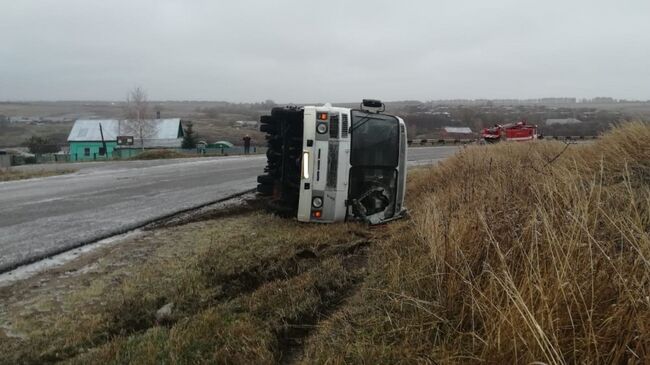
[{"xmin": 123, "ymin": 87, "xmax": 155, "ymax": 150}]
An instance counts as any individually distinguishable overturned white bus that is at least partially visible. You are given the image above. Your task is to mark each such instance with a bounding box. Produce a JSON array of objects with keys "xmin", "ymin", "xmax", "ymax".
[{"xmin": 257, "ymin": 99, "xmax": 407, "ymax": 225}]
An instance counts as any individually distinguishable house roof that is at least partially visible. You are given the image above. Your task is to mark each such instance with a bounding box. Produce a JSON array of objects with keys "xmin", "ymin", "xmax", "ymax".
[
  {"xmin": 443, "ymin": 127, "xmax": 473, "ymax": 134},
  {"xmin": 545, "ymin": 118, "xmax": 582, "ymax": 125},
  {"xmin": 68, "ymin": 119, "xmax": 120, "ymax": 141},
  {"xmin": 68, "ymin": 119, "xmax": 184, "ymax": 147}
]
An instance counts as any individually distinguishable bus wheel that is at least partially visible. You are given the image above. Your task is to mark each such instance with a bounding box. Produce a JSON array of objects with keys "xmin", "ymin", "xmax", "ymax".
[{"xmin": 257, "ymin": 183, "xmax": 273, "ymax": 196}]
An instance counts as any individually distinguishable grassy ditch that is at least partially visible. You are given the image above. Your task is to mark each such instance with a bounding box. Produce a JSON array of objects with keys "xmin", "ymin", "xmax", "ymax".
[{"xmin": 0, "ymin": 208, "xmax": 371, "ymax": 364}]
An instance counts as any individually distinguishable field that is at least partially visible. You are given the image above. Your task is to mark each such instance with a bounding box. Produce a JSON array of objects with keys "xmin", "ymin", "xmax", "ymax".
[
  {"xmin": 0, "ymin": 123, "xmax": 648, "ymax": 364},
  {"xmin": 0, "ymin": 101, "xmax": 267, "ymax": 148},
  {"xmin": 0, "ymin": 122, "xmax": 74, "ymax": 148},
  {"xmin": 3, "ymin": 100, "xmax": 649, "ymax": 148}
]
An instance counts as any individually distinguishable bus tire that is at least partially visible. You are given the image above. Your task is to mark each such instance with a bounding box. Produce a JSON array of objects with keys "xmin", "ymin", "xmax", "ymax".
[
  {"xmin": 257, "ymin": 183, "xmax": 273, "ymax": 196},
  {"xmin": 257, "ymin": 174, "xmax": 274, "ymax": 184},
  {"xmin": 260, "ymin": 123, "xmax": 278, "ymax": 134}
]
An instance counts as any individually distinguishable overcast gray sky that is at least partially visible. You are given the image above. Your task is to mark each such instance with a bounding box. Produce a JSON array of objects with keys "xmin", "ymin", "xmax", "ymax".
[{"xmin": 1, "ymin": 0, "xmax": 649, "ymax": 102}]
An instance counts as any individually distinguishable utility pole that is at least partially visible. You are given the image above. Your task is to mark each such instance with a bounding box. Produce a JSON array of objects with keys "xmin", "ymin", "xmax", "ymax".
[{"xmin": 99, "ymin": 122, "xmax": 108, "ymax": 159}]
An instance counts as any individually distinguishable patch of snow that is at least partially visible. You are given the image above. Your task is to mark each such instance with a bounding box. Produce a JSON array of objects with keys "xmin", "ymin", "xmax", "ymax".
[{"xmin": 0, "ymin": 230, "xmax": 142, "ymax": 288}]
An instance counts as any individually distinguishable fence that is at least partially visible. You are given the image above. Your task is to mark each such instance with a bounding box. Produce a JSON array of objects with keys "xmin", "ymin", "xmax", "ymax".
[
  {"xmin": 407, "ymin": 139, "xmax": 475, "ymax": 146},
  {"xmin": 544, "ymin": 135, "xmax": 599, "ymax": 141},
  {"xmin": 110, "ymin": 146, "xmax": 267, "ymax": 159},
  {"xmin": 196, "ymin": 146, "xmax": 266, "ymax": 156},
  {"xmin": 10, "ymin": 154, "xmax": 70, "ymax": 165},
  {"xmin": 7, "ymin": 146, "xmax": 268, "ymax": 166},
  {"xmin": 58, "ymin": 146, "xmax": 268, "ymax": 163},
  {"xmin": 407, "ymin": 135, "xmax": 599, "ymax": 146}
]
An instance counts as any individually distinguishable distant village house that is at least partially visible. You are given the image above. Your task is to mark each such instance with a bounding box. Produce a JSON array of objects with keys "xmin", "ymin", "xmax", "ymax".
[
  {"xmin": 67, "ymin": 119, "xmax": 185, "ymax": 161},
  {"xmin": 234, "ymin": 120, "xmax": 258, "ymax": 129},
  {"xmin": 441, "ymin": 127, "xmax": 475, "ymax": 139},
  {"xmin": 545, "ymin": 118, "xmax": 583, "ymax": 126}
]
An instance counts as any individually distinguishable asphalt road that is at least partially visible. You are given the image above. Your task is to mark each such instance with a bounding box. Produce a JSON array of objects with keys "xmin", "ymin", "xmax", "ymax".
[{"xmin": 0, "ymin": 146, "xmax": 460, "ymax": 272}]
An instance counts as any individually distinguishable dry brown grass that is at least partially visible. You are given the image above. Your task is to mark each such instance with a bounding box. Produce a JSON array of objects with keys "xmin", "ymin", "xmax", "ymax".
[
  {"xmin": 0, "ymin": 168, "xmax": 75, "ymax": 181},
  {"xmin": 128, "ymin": 149, "xmax": 190, "ymax": 160},
  {"xmin": 0, "ymin": 211, "xmax": 370, "ymax": 365},
  {"xmin": 301, "ymin": 122, "xmax": 650, "ymax": 363},
  {"xmin": 1, "ymin": 123, "xmax": 647, "ymax": 364}
]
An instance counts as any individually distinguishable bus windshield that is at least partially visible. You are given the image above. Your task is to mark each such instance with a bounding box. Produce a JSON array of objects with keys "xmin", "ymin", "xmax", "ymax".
[{"xmin": 350, "ymin": 110, "xmax": 399, "ymax": 167}]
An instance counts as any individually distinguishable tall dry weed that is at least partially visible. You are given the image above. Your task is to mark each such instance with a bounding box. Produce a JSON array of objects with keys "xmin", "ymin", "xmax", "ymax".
[
  {"xmin": 404, "ymin": 122, "xmax": 650, "ymax": 363},
  {"xmin": 303, "ymin": 122, "xmax": 650, "ymax": 364}
]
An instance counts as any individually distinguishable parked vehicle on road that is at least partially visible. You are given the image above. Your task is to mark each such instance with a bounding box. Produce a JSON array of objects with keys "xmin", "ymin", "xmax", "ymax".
[{"xmin": 257, "ymin": 100, "xmax": 408, "ymax": 224}]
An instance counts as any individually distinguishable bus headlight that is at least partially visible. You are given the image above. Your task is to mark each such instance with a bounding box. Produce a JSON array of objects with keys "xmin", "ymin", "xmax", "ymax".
[
  {"xmin": 312, "ymin": 197, "xmax": 323, "ymax": 208},
  {"xmin": 316, "ymin": 122, "xmax": 328, "ymax": 134},
  {"xmin": 302, "ymin": 152, "xmax": 310, "ymax": 179}
]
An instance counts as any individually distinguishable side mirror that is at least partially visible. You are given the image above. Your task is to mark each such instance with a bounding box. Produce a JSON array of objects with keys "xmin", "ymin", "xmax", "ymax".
[{"xmin": 361, "ymin": 99, "xmax": 385, "ymax": 112}]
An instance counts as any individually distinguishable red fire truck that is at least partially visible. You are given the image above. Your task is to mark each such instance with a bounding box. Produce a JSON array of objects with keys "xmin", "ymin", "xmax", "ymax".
[{"xmin": 481, "ymin": 121, "xmax": 538, "ymax": 143}]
